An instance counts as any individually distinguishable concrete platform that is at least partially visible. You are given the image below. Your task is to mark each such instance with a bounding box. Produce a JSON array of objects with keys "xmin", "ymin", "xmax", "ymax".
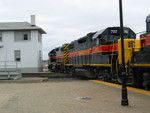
[
  {"xmin": 0, "ymin": 77, "xmax": 48, "ymax": 83},
  {"xmin": 0, "ymin": 78, "xmax": 150, "ymax": 113}
]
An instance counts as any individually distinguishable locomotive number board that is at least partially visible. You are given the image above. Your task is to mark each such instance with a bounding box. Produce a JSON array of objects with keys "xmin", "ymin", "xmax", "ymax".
[{"xmin": 109, "ymin": 28, "xmax": 129, "ymax": 35}]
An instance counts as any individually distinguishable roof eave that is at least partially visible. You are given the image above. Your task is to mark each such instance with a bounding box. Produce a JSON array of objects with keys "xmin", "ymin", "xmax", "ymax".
[{"xmin": 0, "ymin": 28, "xmax": 46, "ymax": 34}]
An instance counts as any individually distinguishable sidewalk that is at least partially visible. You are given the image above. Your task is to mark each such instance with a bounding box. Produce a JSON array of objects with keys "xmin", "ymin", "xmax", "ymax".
[{"xmin": 0, "ymin": 79, "xmax": 150, "ymax": 113}]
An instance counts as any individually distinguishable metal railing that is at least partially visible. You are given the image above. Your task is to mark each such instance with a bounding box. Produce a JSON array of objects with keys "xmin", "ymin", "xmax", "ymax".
[
  {"xmin": 0, "ymin": 61, "xmax": 22, "ymax": 79},
  {"xmin": 0, "ymin": 61, "xmax": 20, "ymax": 72}
]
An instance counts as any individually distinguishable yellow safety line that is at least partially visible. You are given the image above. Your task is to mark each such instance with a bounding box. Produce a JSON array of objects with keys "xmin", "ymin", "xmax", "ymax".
[
  {"xmin": 65, "ymin": 64, "xmax": 111, "ymax": 66},
  {"xmin": 91, "ymin": 80, "xmax": 150, "ymax": 96},
  {"xmin": 132, "ymin": 64, "xmax": 150, "ymax": 66}
]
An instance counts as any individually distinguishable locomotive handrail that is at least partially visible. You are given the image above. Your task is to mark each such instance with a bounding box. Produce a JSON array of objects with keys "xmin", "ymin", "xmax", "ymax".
[{"xmin": 116, "ymin": 58, "xmax": 119, "ymax": 74}]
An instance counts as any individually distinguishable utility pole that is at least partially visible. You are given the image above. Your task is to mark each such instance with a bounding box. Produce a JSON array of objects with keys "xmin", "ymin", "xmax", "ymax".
[{"xmin": 119, "ymin": 0, "xmax": 129, "ymax": 106}]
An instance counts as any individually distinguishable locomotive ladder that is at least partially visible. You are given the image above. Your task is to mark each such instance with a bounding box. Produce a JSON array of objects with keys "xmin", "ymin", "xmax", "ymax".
[{"xmin": 110, "ymin": 41, "xmax": 118, "ymax": 74}]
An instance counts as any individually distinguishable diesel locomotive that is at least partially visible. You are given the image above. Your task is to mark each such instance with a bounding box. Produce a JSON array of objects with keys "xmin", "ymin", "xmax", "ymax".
[{"xmin": 48, "ymin": 15, "xmax": 150, "ymax": 89}]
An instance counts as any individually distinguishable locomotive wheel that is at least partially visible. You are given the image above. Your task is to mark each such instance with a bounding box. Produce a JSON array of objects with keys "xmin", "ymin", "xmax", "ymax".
[
  {"xmin": 97, "ymin": 70, "xmax": 105, "ymax": 81},
  {"xmin": 103, "ymin": 72, "xmax": 111, "ymax": 82},
  {"xmin": 97, "ymin": 73, "xmax": 104, "ymax": 80},
  {"xmin": 96, "ymin": 70, "xmax": 111, "ymax": 82},
  {"xmin": 93, "ymin": 69, "xmax": 98, "ymax": 79}
]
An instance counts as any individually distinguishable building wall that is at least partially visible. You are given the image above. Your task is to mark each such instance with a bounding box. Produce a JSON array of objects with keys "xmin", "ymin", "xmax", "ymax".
[{"xmin": 0, "ymin": 30, "xmax": 43, "ymax": 73}]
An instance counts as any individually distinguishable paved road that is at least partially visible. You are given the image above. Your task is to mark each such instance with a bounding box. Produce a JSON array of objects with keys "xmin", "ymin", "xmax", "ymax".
[{"xmin": 0, "ymin": 77, "xmax": 150, "ymax": 113}]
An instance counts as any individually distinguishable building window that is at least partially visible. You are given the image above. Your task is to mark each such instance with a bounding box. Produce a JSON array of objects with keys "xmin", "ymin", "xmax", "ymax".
[
  {"xmin": 14, "ymin": 50, "xmax": 21, "ymax": 61},
  {"xmin": 0, "ymin": 32, "xmax": 2, "ymax": 42},
  {"xmin": 23, "ymin": 34, "xmax": 28, "ymax": 40},
  {"xmin": 14, "ymin": 31, "xmax": 31, "ymax": 41}
]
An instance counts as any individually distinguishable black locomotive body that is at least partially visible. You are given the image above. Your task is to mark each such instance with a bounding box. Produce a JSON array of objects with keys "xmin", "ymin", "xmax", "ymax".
[{"xmin": 48, "ymin": 27, "xmax": 136, "ymax": 81}]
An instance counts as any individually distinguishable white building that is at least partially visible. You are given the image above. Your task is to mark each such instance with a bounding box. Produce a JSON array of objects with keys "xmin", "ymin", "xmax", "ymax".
[{"xmin": 0, "ymin": 16, "xmax": 46, "ymax": 73}]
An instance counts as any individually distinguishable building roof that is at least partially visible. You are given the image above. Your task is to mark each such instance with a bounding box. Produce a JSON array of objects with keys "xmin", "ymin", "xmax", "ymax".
[{"xmin": 0, "ymin": 22, "xmax": 46, "ymax": 34}]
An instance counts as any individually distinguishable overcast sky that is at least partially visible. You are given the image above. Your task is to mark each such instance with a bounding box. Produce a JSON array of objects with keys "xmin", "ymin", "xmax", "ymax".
[{"xmin": 0, "ymin": 0, "xmax": 150, "ymax": 60}]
